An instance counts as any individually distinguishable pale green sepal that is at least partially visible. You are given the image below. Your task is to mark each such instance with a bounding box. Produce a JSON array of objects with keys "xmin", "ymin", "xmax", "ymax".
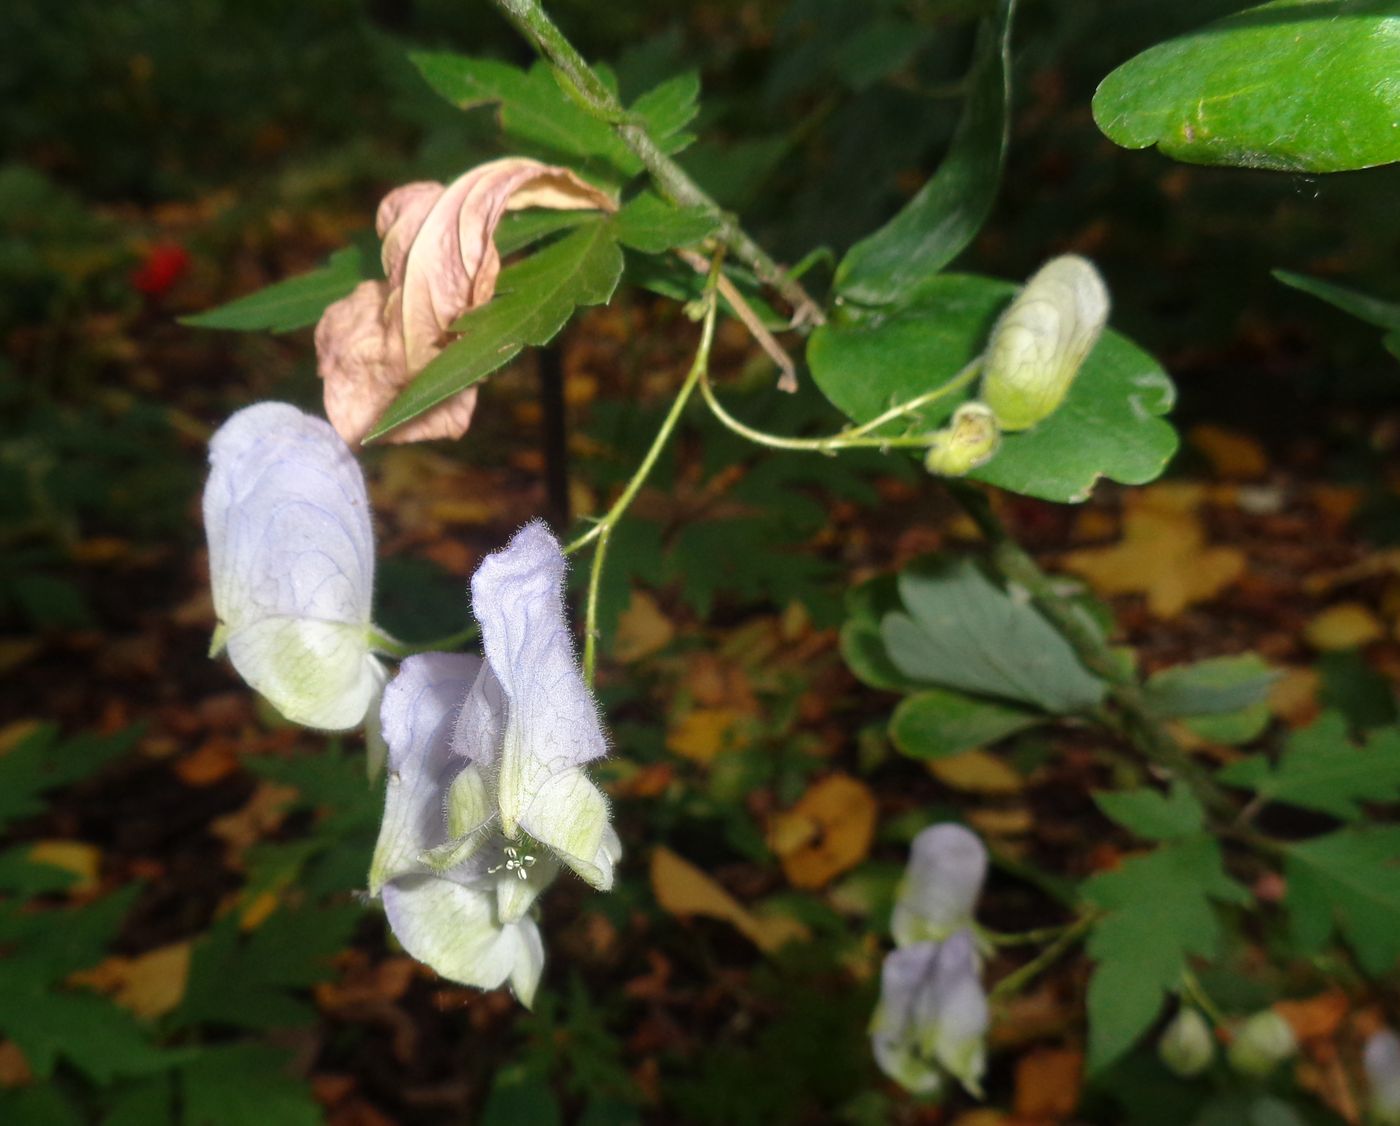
[
  {"xmin": 924, "ymin": 402, "xmax": 1001, "ymax": 477},
  {"xmin": 446, "ymin": 765, "xmax": 494, "ymax": 839},
  {"xmin": 518, "ymin": 768, "xmax": 615, "ymax": 890},
  {"xmin": 209, "ymin": 623, "xmax": 228, "ymax": 659},
  {"xmin": 495, "ymin": 853, "xmax": 560, "ymax": 924},
  {"xmin": 419, "ymin": 833, "xmax": 488, "ymax": 874},
  {"xmin": 228, "ymin": 616, "xmax": 381, "ymax": 731}
]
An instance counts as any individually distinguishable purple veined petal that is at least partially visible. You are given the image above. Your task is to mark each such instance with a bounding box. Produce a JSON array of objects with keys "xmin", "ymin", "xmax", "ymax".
[
  {"xmin": 470, "ymin": 521, "xmax": 615, "ymax": 886},
  {"xmin": 892, "ymin": 823, "xmax": 989, "ymax": 946},
  {"xmin": 369, "ymin": 652, "xmax": 481, "ymax": 892},
  {"xmin": 1366, "ymin": 1029, "xmax": 1400, "ymax": 1124},
  {"xmin": 203, "ymin": 403, "xmax": 379, "ymax": 729},
  {"xmin": 381, "ymin": 876, "xmax": 546, "ymax": 1007},
  {"xmin": 869, "ymin": 942, "xmax": 944, "ymax": 1096}
]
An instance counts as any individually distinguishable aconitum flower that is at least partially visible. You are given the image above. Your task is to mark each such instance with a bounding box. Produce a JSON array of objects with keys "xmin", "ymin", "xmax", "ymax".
[
  {"xmin": 369, "ymin": 522, "xmax": 619, "ymax": 1002},
  {"xmin": 892, "ymin": 823, "xmax": 989, "ymax": 946},
  {"xmin": 315, "ymin": 159, "xmax": 615, "ymax": 446},
  {"xmin": 979, "ymin": 255, "xmax": 1109, "ymax": 432},
  {"xmin": 870, "ymin": 932, "xmax": 989, "ymax": 1097},
  {"xmin": 1227, "ymin": 1009, "xmax": 1296, "ymax": 1077},
  {"xmin": 1365, "ymin": 1029, "xmax": 1400, "ymax": 1125},
  {"xmin": 203, "ymin": 403, "xmax": 384, "ymax": 730},
  {"xmin": 370, "ymin": 652, "xmax": 552, "ymax": 1005}
]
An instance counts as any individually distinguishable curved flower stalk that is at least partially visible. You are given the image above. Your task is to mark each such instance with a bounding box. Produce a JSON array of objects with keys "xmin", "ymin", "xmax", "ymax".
[
  {"xmin": 873, "ymin": 823, "xmax": 990, "ymax": 1097},
  {"xmin": 369, "ymin": 521, "xmax": 619, "ymax": 1002},
  {"xmin": 315, "ymin": 158, "xmax": 616, "ymax": 446},
  {"xmin": 203, "ymin": 402, "xmax": 385, "ymax": 730}
]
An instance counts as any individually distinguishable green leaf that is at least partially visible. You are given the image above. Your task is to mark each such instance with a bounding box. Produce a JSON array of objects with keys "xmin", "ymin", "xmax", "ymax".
[
  {"xmin": 0, "ymin": 846, "xmax": 81, "ymax": 896},
  {"xmin": 1274, "ymin": 269, "xmax": 1400, "ymax": 331},
  {"xmin": 1093, "ymin": 783, "xmax": 1204, "ymax": 842},
  {"xmin": 179, "ymin": 1044, "xmax": 321, "ymax": 1126},
  {"xmin": 368, "ymin": 219, "xmax": 623, "ymax": 440},
  {"xmin": 630, "ymin": 71, "xmax": 700, "ymax": 154},
  {"xmin": 613, "ymin": 191, "xmax": 718, "ymax": 253},
  {"xmin": 1284, "ymin": 826, "xmax": 1400, "ymax": 974},
  {"xmin": 1092, "ymin": 0, "xmax": 1400, "ymax": 173},
  {"xmin": 102, "ymin": 1077, "xmax": 175, "ymax": 1126},
  {"xmin": 890, "ymin": 688, "xmax": 1041, "ymax": 760},
  {"xmin": 0, "ymin": 988, "xmax": 179, "ymax": 1083},
  {"xmin": 840, "ymin": 575, "xmax": 925, "ymax": 693},
  {"xmin": 880, "ymin": 557, "xmax": 1106, "ymax": 713},
  {"xmin": 174, "ymin": 905, "xmax": 362, "ymax": 1031},
  {"xmin": 180, "ymin": 246, "xmax": 374, "ymax": 333},
  {"xmin": 0, "ymin": 886, "xmax": 141, "ymax": 986},
  {"xmin": 1083, "ymin": 836, "xmax": 1249, "ymax": 1073},
  {"xmin": 1218, "ymin": 711, "xmax": 1400, "ymax": 820},
  {"xmin": 480, "ymin": 1065, "xmax": 564, "ymax": 1126},
  {"xmin": 1182, "ymin": 705, "xmax": 1270, "ymax": 746},
  {"xmin": 1146, "ymin": 654, "xmax": 1276, "ymax": 717},
  {"xmin": 808, "ymin": 274, "xmax": 1179, "ymax": 502},
  {"xmin": 411, "ymin": 53, "xmax": 637, "ymax": 176},
  {"xmin": 834, "ymin": 0, "xmax": 1014, "ymax": 305},
  {"xmin": 0, "ymin": 1087, "xmax": 84, "ymax": 1126},
  {"xmin": 495, "ymin": 209, "xmax": 597, "ymax": 257},
  {"xmin": 0, "ymin": 724, "xmax": 140, "ymax": 835}
]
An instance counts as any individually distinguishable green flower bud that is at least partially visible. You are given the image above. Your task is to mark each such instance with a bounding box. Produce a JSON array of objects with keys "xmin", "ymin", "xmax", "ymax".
[
  {"xmin": 980, "ymin": 255, "xmax": 1109, "ymax": 432},
  {"xmin": 1159, "ymin": 1007, "xmax": 1214, "ymax": 1078},
  {"xmin": 1227, "ymin": 1010, "xmax": 1296, "ymax": 1078},
  {"xmin": 923, "ymin": 402, "xmax": 1001, "ymax": 477}
]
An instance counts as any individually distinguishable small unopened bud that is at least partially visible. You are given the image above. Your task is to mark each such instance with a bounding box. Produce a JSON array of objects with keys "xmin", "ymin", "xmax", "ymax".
[
  {"xmin": 923, "ymin": 402, "xmax": 1001, "ymax": 477},
  {"xmin": 980, "ymin": 255, "xmax": 1109, "ymax": 432},
  {"xmin": 893, "ymin": 824, "xmax": 988, "ymax": 946},
  {"xmin": 1159, "ymin": 1007, "xmax": 1214, "ymax": 1078},
  {"xmin": 1365, "ymin": 1029, "xmax": 1400, "ymax": 1126},
  {"xmin": 1227, "ymin": 1009, "xmax": 1296, "ymax": 1078}
]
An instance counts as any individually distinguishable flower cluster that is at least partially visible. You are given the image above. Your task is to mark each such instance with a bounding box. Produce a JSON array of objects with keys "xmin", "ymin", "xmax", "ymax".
[
  {"xmin": 314, "ymin": 159, "xmax": 614, "ymax": 446},
  {"xmin": 870, "ymin": 823, "xmax": 990, "ymax": 1097},
  {"xmin": 203, "ymin": 404, "xmax": 616, "ymax": 1004}
]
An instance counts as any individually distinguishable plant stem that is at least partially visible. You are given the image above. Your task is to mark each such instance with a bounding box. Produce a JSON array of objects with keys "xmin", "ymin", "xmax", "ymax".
[
  {"xmin": 568, "ymin": 264, "xmax": 723, "ymax": 684},
  {"xmin": 944, "ymin": 481, "xmax": 1235, "ymax": 817},
  {"xmin": 698, "ymin": 359, "xmax": 981, "ymax": 454},
  {"xmin": 989, "ymin": 913, "xmax": 1095, "ymax": 1002},
  {"xmin": 369, "ymin": 624, "xmax": 479, "ymax": 660},
  {"xmin": 490, "ymin": 0, "xmax": 823, "ymax": 326}
]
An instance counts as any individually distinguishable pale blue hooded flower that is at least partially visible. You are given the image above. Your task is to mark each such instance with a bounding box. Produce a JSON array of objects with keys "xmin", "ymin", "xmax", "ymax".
[
  {"xmin": 369, "ymin": 522, "xmax": 619, "ymax": 1002},
  {"xmin": 370, "ymin": 652, "xmax": 553, "ymax": 1005},
  {"xmin": 1365, "ymin": 1029, "xmax": 1400, "ymax": 1125},
  {"xmin": 203, "ymin": 402, "xmax": 385, "ymax": 730},
  {"xmin": 870, "ymin": 932, "xmax": 989, "ymax": 1097},
  {"xmin": 892, "ymin": 823, "xmax": 988, "ymax": 947}
]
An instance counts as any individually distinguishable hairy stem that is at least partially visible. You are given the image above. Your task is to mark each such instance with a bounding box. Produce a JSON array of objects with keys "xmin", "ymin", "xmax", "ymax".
[
  {"xmin": 945, "ymin": 481, "xmax": 1234, "ymax": 817},
  {"xmin": 491, "ymin": 0, "xmax": 823, "ymax": 326},
  {"xmin": 369, "ymin": 624, "xmax": 480, "ymax": 660},
  {"xmin": 989, "ymin": 913, "xmax": 1095, "ymax": 1002}
]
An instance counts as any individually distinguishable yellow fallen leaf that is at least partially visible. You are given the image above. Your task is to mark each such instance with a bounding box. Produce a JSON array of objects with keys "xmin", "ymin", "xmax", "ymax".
[
  {"xmin": 967, "ymin": 806, "xmax": 1034, "ymax": 836},
  {"xmin": 650, "ymin": 847, "xmax": 807, "ymax": 953},
  {"xmin": 1062, "ymin": 488, "xmax": 1246, "ymax": 617},
  {"xmin": 1189, "ymin": 423, "xmax": 1268, "ymax": 480},
  {"xmin": 666, "ymin": 707, "xmax": 744, "ymax": 766},
  {"xmin": 28, "ymin": 841, "xmax": 101, "ymax": 893},
  {"xmin": 1303, "ymin": 603, "xmax": 1383, "ymax": 651},
  {"xmin": 770, "ymin": 773, "xmax": 877, "ymax": 889},
  {"xmin": 1269, "ymin": 666, "xmax": 1320, "ymax": 726},
  {"xmin": 927, "ymin": 749, "xmax": 1024, "ymax": 795},
  {"xmin": 70, "ymin": 942, "xmax": 191, "ymax": 1019},
  {"xmin": 614, "ymin": 591, "xmax": 675, "ymax": 663}
]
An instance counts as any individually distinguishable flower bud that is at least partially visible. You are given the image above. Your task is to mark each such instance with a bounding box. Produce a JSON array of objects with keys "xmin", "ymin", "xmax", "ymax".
[
  {"xmin": 1365, "ymin": 1029, "xmax": 1400, "ymax": 1126},
  {"xmin": 892, "ymin": 824, "xmax": 988, "ymax": 947},
  {"xmin": 1159, "ymin": 1007, "xmax": 1214, "ymax": 1078},
  {"xmin": 979, "ymin": 255, "xmax": 1109, "ymax": 432},
  {"xmin": 923, "ymin": 402, "xmax": 1001, "ymax": 477},
  {"xmin": 1227, "ymin": 1009, "xmax": 1296, "ymax": 1078}
]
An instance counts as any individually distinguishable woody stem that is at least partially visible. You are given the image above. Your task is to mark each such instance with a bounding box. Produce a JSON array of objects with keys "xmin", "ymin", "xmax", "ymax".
[{"xmin": 491, "ymin": 0, "xmax": 824, "ymax": 326}]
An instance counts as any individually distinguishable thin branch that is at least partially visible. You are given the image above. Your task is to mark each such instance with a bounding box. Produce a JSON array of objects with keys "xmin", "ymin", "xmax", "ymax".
[{"xmin": 491, "ymin": 0, "xmax": 824, "ymax": 328}]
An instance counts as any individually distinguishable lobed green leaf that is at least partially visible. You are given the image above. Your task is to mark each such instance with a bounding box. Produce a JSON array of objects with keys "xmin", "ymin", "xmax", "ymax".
[{"xmin": 180, "ymin": 246, "xmax": 375, "ymax": 334}]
